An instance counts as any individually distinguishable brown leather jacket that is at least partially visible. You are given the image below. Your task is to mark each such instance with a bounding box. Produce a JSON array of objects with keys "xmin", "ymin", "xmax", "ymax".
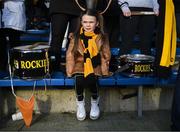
[{"xmin": 66, "ymin": 34, "xmax": 111, "ymax": 77}]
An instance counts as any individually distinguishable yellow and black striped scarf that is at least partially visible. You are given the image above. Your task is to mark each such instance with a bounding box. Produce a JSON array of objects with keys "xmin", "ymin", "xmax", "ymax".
[
  {"xmin": 80, "ymin": 27, "xmax": 101, "ymax": 78},
  {"xmin": 160, "ymin": 0, "xmax": 177, "ymax": 67}
]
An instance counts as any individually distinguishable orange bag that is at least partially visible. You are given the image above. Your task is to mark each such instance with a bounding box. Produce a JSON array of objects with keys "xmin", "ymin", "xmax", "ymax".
[{"xmin": 16, "ymin": 95, "xmax": 35, "ymax": 127}]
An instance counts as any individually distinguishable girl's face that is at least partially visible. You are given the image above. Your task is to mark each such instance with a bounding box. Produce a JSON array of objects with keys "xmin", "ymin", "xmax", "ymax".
[{"xmin": 81, "ymin": 14, "xmax": 99, "ymax": 32}]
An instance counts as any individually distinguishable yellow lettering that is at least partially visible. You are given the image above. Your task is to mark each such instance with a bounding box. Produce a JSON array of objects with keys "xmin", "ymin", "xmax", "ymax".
[
  {"xmin": 40, "ymin": 60, "xmax": 44, "ymax": 67},
  {"xmin": 31, "ymin": 61, "xmax": 36, "ymax": 68},
  {"xmin": 36, "ymin": 60, "xmax": 41, "ymax": 68},
  {"xmin": 14, "ymin": 60, "xmax": 19, "ymax": 69},
  {"xmin": 134, "ymin": 64, "xmax": 151, "ymax": 73},
  {"xmin": 21, "ymin": 61, "xmax": 26, "ymax": 69},
  {"xmin": 20, "ymin": 59, "xmax": 47, "ymax": 69},
  {"xmin": 26, "ymin": 61, "xmax": 31, "ymax": 69}
]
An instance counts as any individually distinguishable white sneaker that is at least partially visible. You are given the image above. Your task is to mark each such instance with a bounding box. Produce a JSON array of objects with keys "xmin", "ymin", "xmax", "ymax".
[
  {"xmin": 90, "ymin": 97, "xmax": 100, "ymax": 120},
  {"xmin": 76, "ymin": 99, "xmax": 86, "ymax": 121}
]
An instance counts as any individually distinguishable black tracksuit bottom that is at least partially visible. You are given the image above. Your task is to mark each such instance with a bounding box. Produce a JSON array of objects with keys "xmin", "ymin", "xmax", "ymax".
[
  {"xmin": 74, "ymin": 74, "xmax": 99, "ymax": 101},
  {"xmin": 119, "ymin": 8, "xmax": 156, "ymax": 55},
  {"xmin": 50, "ymin": 13, "xmax": 79, "ymax": 71},
  {"xmin": 0, "ymin": 28, "xmax": 21, "ymax": 72}
]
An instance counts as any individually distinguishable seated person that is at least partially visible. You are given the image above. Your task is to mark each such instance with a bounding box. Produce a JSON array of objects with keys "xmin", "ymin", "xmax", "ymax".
[{"xmin": 66, "ymin": 9, "xmax": 111, "ymax": 121}]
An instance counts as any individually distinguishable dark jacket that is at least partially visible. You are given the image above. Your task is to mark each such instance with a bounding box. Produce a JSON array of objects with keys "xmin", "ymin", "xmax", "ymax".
[{"xmin": 49, "ymin": 0, "xmax": 85, "ymax": 16}]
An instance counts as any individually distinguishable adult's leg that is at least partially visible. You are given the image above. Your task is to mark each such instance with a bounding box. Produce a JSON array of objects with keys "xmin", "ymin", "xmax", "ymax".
[
  {"xmin": 176, "ymin": 13, "xmax": 180, "ymax": 37},
  {"xmin": 104, "ymin": 16, "xmax": 120, "ymax": 48},
  {"xmin": 139, "ymin": 15, "xmax": 155, "ymax": 55},
  {"xmin": 0, "ymin": 29, "xmax": 8, "ymax": 71},
  {"xmin": 0, "ymin": 29, "xmax": 22, "ymax": 74},
  {"xmin": 65, "ymin": 15, "xmax": 79, "ymax": 49},
  {"xmin": 119, "ymin": 15, "xmax": 139, "ymax": 55},
  {"xmin": 171, "ymin": 65, "xmax": 180, "ymax": 131},
  {"xmin": 154, "ymin": 0, "xmax": 171, "ymax": 79},
  {"xmin": 50, "ymin": 13, "xmax": 69, "ymax": 71},
  {"xmin": 7, "ymin": 28, "xmax": 21, "ymax": 48},
  {"xmin": 69, "ymin": 15, "xmax": 79, "ymax": 33}
]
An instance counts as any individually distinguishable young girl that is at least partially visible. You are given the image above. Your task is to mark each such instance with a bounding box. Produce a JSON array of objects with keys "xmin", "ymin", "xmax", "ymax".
[{"xmin": 66, "ymin": 9, "xmax": 111, "ymax": 121}]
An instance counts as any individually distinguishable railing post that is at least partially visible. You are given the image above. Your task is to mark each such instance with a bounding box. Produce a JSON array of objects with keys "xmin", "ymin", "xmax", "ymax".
[{"xmin": 137, "ymin": 85, "xmax": 143, "ymax": 117}]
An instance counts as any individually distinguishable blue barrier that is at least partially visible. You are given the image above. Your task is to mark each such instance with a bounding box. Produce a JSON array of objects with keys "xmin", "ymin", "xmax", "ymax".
[
  {"xmin": 20, "ymin": 29, "xmax": 50, "ymax": 42},
  {"xmin": 20, "ymin": 35, "xmax": 49, "ymax": 42},
  {"xmin": 0, "ymin": 72, "xmax": 64, "ymax": 87},
  {"xmin": 26, "ymin": 29, "xmax": 50, "ymax": 35},
  {"xmin": 0, "ymin": 71, "xmax": 177, "ymax": 87}
]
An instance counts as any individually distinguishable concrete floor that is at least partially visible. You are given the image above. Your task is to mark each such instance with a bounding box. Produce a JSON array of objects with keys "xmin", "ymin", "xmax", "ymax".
[{"xmin": 0, "ymin": 110, "xmax": 171, "ymax": 131}]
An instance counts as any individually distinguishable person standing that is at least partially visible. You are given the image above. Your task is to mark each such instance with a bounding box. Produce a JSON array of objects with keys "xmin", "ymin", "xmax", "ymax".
[
  {"xmin": 171, "ymin": 0, "xmax": 180, "ymax": 130},
  {"xmin": 174, "ymin": 0, "xmax": 180, "ymax": 37},
  {"xmin": 118, "ymin": 0, "xmax": 159, "ymax": 55},
  {"xmin": 154, "ymin": 0, "xmax": 176, "ymax": 78},
  {"xmin": 104, "ymin": 0, "xmax": 120, "ymax": 48},
  {"xmin": 0, "ymin": 0, "xmax": 26, "ymax": 77},
  {"xmin": 49, "ymin": 0, "xmax": 85, "ymax": 71},
  {"xmin": 171, "ymin": 64, "xmax": 180, "ymax": 130},
  {"xmin": 66, "ymin": 9, "xmax": 111, "ymax": 121}
]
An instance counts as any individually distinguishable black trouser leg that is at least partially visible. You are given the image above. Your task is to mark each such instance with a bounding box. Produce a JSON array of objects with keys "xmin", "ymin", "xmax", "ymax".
[
  {"xmin": 171, "ymin": 65, "xmax": 180, "ymax": 131},
  {"xmin": 104, "ymin": 16, "xmax": 120, "ymax": 48},
  {"xmin": 139, "ymin": 16, "xmax": 155, "ymax": 55},
  {"xmin": 119, "ymin": 15, "xmax": 138, "ymax": 55},
  {"xmin": 0, "ymin": 29, "xmax": 21, "ymax": 72},
  {"xmin": 64, "ymin": 15, "xmax": 79, "ymax": 49},
  {"xmin": 86, "ymin": 74, "xmax": 99, "ymax": 100},
  {"xmin": 176, "ymin": 13, "xmax": 180, "ymax": 37},
  {"xmin": 50, "ymin": 14, "xmax": 70, "ymax": 51},
  {"xmin": 50, "ymin": 13, "xmax": 79, "ymax": 71},
  {"xmin": 75, "ymin": 74, "xmax": 99, "ymax": 101},
  {"xmin": 75, "ymin": 75, "xmax": 85, "ymax": 101},
  {"xmin": 0, "ymin": 29, "xmax": 8, "ymax": 71},
  {"xmin": 50, "ymin": 14, "xmax": 69, "ymax": 71},
  {"xmin": 7, "ymin": 29, "xmax": 21, "ymax": 48}
]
